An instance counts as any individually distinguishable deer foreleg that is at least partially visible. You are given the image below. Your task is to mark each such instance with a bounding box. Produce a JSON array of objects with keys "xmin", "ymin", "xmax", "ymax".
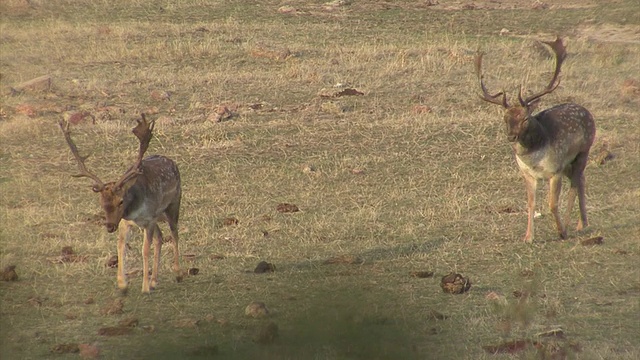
[
  {"xmin": 141, "ymin": 224, "xmax": 155, "ymax": 294},
  {"xmin": 116, "ymin": 220, "xmax": 132, "ymax": 293},
  {"xmin": 549, "ymin": 175, "xmax": 566, "ymax": 239},
  {"xmin": 523, "ymin": 173, "xmax": 537, "ymax": 243}
]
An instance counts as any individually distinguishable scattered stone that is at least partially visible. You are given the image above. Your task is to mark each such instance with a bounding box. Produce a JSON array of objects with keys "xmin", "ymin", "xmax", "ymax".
[
  {"xmin": 222, "ymin": 217, "xmax": 239, "ymax": 226},
  {"xmin": 0, "ymin": 265, "xmax": 18, "ymax": 281},
  {"xmin": 106, "ymin": 255, "xmax": 118, "ymax": 268},
  {"xmin": 208, "ymin": 105, "xmax": 233, "ymax": 122},
  {"xmin": 276, "ymin": 203, "xmax": 299, "ymax": 213},
  {"xmin": 254, "ymin": 321, "xmax": 279, "ymax": 344},
  {"xmin": 319, "ymin": 87, "xmax": 364, "ymax": 98},
  {"xmin": 254, "ymin": 261, "xmax": 276, "ymax": 273},
  {"xmin": 440, "ymin": 273, "xmax": 471, "ymax": 294},
  {"xmin": 580, "ymin": 236, "xmax": 604, "ymax": 246},
  {"xmin": 409, "ymin": 271, "xmax": 434, "ymax": 278},
  {"xmin": 245, "ymin": 301, "xmax": 269, "ymax": 318}
]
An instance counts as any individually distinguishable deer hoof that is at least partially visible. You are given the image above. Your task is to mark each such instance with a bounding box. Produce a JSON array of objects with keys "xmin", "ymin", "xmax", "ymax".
[
  {"xmin": 175, "ymin": 275, "xmax": 184, "ymax": 283},
  {"xmin": 118, "ymin": 287, "xmax": 129, "ymax": 297}
]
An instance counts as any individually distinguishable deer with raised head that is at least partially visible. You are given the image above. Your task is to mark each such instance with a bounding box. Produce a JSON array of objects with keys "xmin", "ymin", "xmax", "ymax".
[
  {"xmin": 475, "ymin": 37, "xmax": 596, "ymax": 242},
  {"xmin": 60, "ymin": 114, "xmax": 182, "ymax": 293}
]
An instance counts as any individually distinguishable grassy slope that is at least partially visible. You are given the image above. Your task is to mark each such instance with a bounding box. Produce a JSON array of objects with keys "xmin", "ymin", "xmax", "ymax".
[{"xmin": 1, "ymin": 1, "xmax": 639, "ymax": 359}]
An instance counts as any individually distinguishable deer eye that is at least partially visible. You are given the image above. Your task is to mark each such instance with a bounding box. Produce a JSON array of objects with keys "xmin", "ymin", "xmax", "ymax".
[{"xmin": 118, "ymin": 199, "xmax": 124, "ymax": 206}]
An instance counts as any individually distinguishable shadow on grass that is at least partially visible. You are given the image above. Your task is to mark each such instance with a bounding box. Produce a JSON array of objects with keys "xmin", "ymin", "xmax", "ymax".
[{"xmin": 141, "ymin": 284, "xmax": 443, "ymax": 360}]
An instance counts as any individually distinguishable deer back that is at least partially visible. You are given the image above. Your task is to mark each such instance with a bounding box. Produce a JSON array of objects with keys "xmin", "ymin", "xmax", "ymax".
[
  {"xmin": 514, "ymin": 103, "xmax": 595, "ymax": 178},
  {"xmin": 121, "ymin": 155, "xmax": 181, "ymax": 227}
]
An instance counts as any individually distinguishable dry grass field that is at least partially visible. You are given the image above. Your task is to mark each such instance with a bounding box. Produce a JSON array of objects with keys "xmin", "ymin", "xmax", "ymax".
[{"xmin": 1, "ymin": 0, "xmax": 639, "ymax": 359}]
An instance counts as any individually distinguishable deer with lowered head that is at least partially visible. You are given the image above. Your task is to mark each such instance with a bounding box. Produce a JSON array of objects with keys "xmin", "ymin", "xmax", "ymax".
[
  {"xmin": 475, "ymin": 37, "xmax": 596, "ymax": 242},
  {"xmin": 60, "ymin": 114, "xmax": 182, "ymax": 293}
]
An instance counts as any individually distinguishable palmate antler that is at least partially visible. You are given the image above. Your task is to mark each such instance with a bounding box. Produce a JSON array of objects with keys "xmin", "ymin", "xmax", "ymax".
[
  {"xmin": 475, "ymin": 52, "xmax": 509, "ymax": 108},
  {"xmin": 60, "ymin": 113, "xmax": 156, "ymax": 191},
  {"xmin": 518, "ymin": 37, "xmax": 567, "ymax": 106},
  {"xmin": 114, "ymin": 113, "xmax": 156, "ymax": 189},
  {"xmin": 476, "ymin": 37, "xmax": 567, "ymax": 109},
  {"xmin": 59, "ymin": 120, "xmax": 106, "ymax": 192}
]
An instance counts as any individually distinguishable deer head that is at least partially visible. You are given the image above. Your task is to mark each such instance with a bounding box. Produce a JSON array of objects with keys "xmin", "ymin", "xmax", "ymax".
[
  {"xmin": 60, "ymin": 114, "xmax": 156, "ymax": 233},
  {"xmin": 475, "ymin": 37, "xmax": 567, "ymax": 142}
]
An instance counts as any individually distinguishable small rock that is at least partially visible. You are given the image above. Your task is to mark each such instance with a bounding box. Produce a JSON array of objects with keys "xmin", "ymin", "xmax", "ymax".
[
  {"xmin": 254, "ymin": 261, "xmax": 276, "ymax": 273},
  {"xmin": 245, "ymin": 301, "xmax": 269, "ymax": 318},
  {"xmin": 1, "ymin": 265, "xmax": 18, "ymax": 281},
  {"xmin": 580, "ymin": 236, "xmax": 604, "ymax": 246},
  {"xmin": 440, "ymin": 272, "xmax": 471, "ymax": 294},
  {"xmin": 222, "ymin": 217, "xmax": 239, "ymax": 226},
  {"xmin": 276, "ymin": 203, "xmax": 299, "ymax": 213},
  {"xmin": 106, "ymin": 255, "xmax": 118, "ymax": 268}
]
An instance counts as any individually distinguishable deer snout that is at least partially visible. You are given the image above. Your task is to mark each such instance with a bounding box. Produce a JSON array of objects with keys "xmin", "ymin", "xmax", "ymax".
[{"xmin": 105, "ymin": 223, "xmax": 118, "ymax": 233}]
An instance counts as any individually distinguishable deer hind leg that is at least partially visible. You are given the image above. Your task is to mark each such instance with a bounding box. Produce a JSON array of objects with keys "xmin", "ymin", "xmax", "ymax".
[
  {"xmin": 566, "ymin": 152, "xmax": 590, "ymax": 231},
  {"xmin": 165, "ymin": 202, "xmax": 182, "ymax": 282},
  {"xmin": 141, "ymin": 224, "xmax": 156, "ymax": 294},
  {"xmin": 150, "ymin": 224, "xmax": 163, "ymax": 290},
  {"xmin": 549, "ymin": 174, "xmax": 566, "ymax": 239},
  {"xmin": 117, "ymin": 220, "xmax": 133, "ymax": 293},
  {"xmin": 522, "ymin": 172, "xmax": 537, "ymax": 243}
]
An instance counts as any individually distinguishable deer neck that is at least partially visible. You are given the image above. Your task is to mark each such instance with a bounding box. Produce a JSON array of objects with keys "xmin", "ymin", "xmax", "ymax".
[
  {"xmin": 121, "ymin": 183, "xmax": 147, "ymax": 222},
  {"xmin": 512, "ymin": 116, "xmax": 548, "ymax": 155}
]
